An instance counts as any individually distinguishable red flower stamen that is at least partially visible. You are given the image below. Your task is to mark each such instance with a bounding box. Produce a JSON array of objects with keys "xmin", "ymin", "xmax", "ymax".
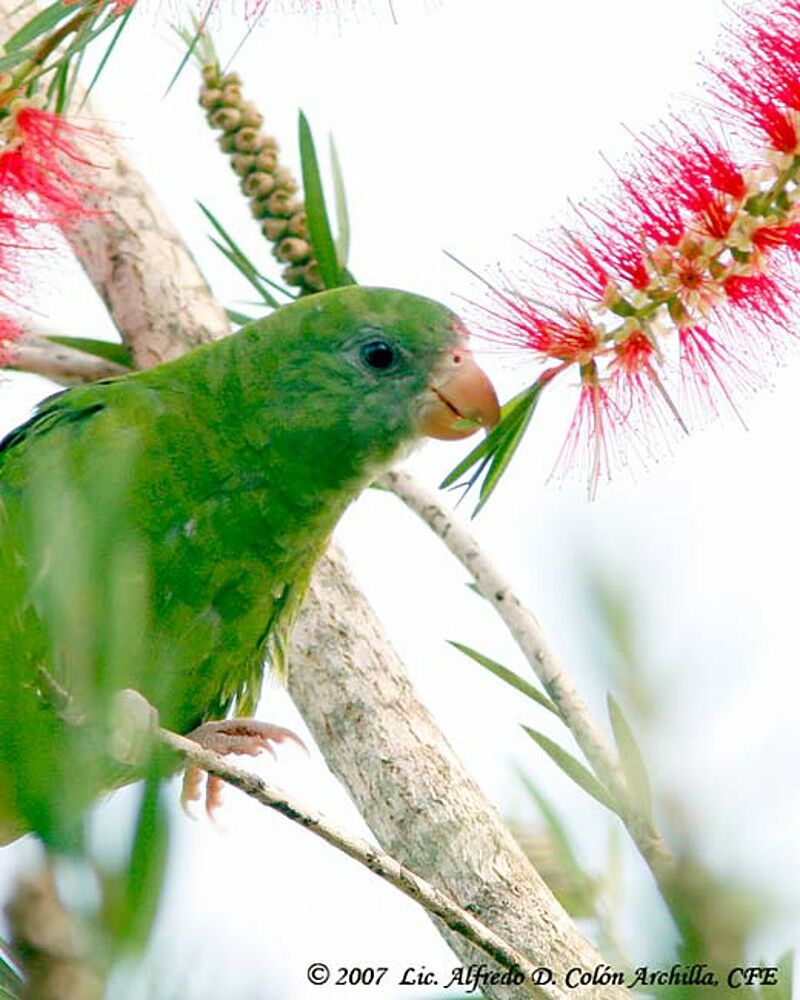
[{"xmin": 474, "ymin": 0, "xmax": 800, "ymax": 490}]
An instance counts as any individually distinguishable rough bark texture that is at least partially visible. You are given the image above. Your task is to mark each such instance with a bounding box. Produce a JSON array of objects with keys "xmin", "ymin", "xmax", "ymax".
[
  {"xmin": 0, "ymin": 6, "xmax": 626, "ymax": 995},
  {"xmin": 289, "ymin": 548, "xmax": 626, "ymax": 999},
  {"xmin": 66, "ymin": 152, "xmax": 230, "ymax": 365},
  {"xmin": 9, "ymin": 329, "xmax": 129, "ymax": 385}
]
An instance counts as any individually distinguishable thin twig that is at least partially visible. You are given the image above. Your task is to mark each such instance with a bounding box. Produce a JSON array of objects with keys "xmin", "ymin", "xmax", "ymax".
[
  {"xmin": 159, "ymin": 727, "xmax": 541, "ymax": 994},
  {"xmin": 380, "ymin": 470, "xmax": 682, "ymax": 922}
]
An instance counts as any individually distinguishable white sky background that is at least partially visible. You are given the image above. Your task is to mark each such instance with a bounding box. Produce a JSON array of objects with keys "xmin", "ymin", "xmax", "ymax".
[{"xmin": 2, "ymin": 0, "xmax": 800, "ymax": 996}]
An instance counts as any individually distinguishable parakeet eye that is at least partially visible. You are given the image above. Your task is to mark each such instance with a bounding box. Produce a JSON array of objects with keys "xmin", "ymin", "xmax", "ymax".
[{"xmin": 359, "ymin": 339, "xmax": 397, "ymax": 372}]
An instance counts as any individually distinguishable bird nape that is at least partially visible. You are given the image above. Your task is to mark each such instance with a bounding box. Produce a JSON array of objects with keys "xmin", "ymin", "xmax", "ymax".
[{"xmin": 0, "ymin": 285, "xmax": 498, "ymax": 846}]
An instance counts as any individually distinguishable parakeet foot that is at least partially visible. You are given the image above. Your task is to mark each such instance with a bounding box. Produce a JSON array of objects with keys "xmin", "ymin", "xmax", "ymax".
[{"xmin": 181, "ymin": 719, "xmax": 305, "ymax": 818}]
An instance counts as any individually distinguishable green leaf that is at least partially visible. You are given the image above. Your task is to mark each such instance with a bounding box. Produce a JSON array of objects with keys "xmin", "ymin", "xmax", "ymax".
[
  {"xmin": 0, "ymin": 936, "xmax": 22, "ymax": 1000},
  {"xmin": 441, "ymin": 384, "xmax": 535, "ymax": 489},
  {"xmin": 49, "ymin": 51, "xmax": 69, "ymax": 112},
  {"xmin": 43, "ymin": 336, "xmax": 133, "ymax": 368},
  {"xmin": 163, "ymin": 2, "xmax": 214, "ymax": 97},
  {"xmin": 774, "ymin": 951, "xmax": 794, "ymax": 1000},
  {"xmin": 0, "ymin": 47, "xmax": 35, "ymax": 74},
  {"xmin": 448, "ymin": 640, "xmax": 558, "ymax": 715},
  {"xmin": 198, "ymin": 201, "xmax": 284, "ymax": 308},
  {"xmin": 522, "ymin": 726, "xmax": 618, "ymax": 814},
  {"xmin": 440, "ymin": 376, "xmax": 550, "ymax": 516},
  {"xmin": 110, "ymin": 770, "xmax": 169, "ymax": 953},
  {"xmin": 517, "ymin": 770, "xmax": 591, "ymax": 888},
  {"xmin": 81, "ymin": 5, "xmax": 133, "ymax": 106},
  {"xmin": 298, "ymin": 111, "xmax": 355, "ymax": 289},
  {"xmin": 329, "ymin": 135, "xmax": 350, "ymax": 268},
  {"xmin": 607, "ymin": 694, "xmax": 652, "ymax": 819},
  {"xmin": 225, "ymin": 308, "xmax": 255, "ymax": 327},
  {"xmin": 4, "ymin": 0, "xmax": 73, "ymax": 52}
]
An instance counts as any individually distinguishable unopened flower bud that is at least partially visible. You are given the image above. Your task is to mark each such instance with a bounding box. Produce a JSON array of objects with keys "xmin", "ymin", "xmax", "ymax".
[
  {"xmin": 255, "ymin": 150, "xmax": 278, "ymax": 173},
  {"xmin": 243, "ymin": 171, "xmax": 276, "ymax": 198},
  {"xmin": 201, "ymin": 65, "xmax": 219, "ymax": 86},
  {"xmin": 234, "ymin": 128, "xmax": 263, "ymax": 152},
  {"xmin": 210, "ymin": 107, "xmax": 242, "ymax": 132},
  {"xmin": 199, "ymin": 88, "xmax": 223, "ymax": 110},
  {"xmin": 221, "ymin": 85, "xmax": 242, "ymax": 107},
  {"xmin": 275, "ymin": 237, "xmax": 310, "ymax": 263},
  {"xmin": 302, "ymin": 261, "xmax": 323, "ymax": 289},
  {"xmin": 262, "ymin": 218, "xmax": 289, "ymax": 240},
  {"xmin": 282, "ymin": 264, "xmax": 306, "ymax": 287},
  {"xmin": 273, "ymin": 166, "xmax": 298, "ymax": 194},
  {"xmin": 218, "ymin": 133, "xmax": 237, "ymax": 153},
  {"xmin": 231, "ymin": 153, "xmax": 256, "ymax": 176},
  {"xmin": 220, "ymin": 72, "xmax": 241, "ymax": 88},
  {"xmin": 239, "ymin": 103, "xmax": 263, "ymax": 128},
  {"xmin": 266, "ymin": 190, "xmax": 295, "ymax": 216},
  {"xmin": 287, "ymin": 212, "xmax": 308, "ymax": 239}
]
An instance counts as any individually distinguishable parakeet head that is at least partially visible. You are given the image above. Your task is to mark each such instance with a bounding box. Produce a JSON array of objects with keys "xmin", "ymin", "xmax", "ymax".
[{"xmin": 240, "ymin": 285, "xmax": 498, "ymax": 475}]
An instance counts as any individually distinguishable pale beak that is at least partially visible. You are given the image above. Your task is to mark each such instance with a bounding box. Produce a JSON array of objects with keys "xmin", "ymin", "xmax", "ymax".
[{"xmin": 420, "ymin": 348, "xmax": 500, "ymax": 441}]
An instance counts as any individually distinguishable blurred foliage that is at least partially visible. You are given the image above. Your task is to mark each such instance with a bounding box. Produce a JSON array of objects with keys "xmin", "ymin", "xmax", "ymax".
[{"xmin": 463, "ymin": 563, "xmax": 794, "ymax": 996}]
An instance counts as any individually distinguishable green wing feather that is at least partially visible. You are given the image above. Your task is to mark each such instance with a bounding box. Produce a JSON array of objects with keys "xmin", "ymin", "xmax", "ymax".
[{"xmin": 0, "ymin": 286, "xmax": 462, "ymax": 843}]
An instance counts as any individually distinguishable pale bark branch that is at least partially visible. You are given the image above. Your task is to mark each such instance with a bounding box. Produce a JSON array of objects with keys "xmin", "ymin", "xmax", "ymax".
[
  {"xmin": 288, "ymin": 546, "xmax": 625, "ymax": 999},
  {"xmin": 0, "ymin": 4, "xmax": 625, "ymax": 993},
  {"xmin": 380, "ymin": 469, "xmax": 680, "ymax": 917},
  {"xmin": 160, "ymin": 726, "xmax": 542, "ymax": 994},
  {"xmin": 4, "ymin": 327, "xmax": 129, "ymax": 386}
]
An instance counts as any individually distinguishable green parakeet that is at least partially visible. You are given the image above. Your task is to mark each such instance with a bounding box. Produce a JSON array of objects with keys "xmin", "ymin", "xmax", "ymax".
[{"xmin": 0, "ymin": 286, "xmax": 498, "ymax": 845}]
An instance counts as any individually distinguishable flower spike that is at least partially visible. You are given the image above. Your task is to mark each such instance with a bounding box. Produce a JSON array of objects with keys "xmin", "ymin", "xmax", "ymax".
[{"xmin": 459, "ymin": 0, "xmax": 800, "ymax": 499}]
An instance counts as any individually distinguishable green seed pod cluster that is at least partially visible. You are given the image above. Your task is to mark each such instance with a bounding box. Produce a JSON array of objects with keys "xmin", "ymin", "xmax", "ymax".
[{"xmin": 199, "ymin": 64, "xmax": 323, "ymax": 295}]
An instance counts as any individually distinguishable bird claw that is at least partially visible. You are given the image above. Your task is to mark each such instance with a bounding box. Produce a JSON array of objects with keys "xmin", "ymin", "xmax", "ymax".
[{"xmin": 180, "ymin": 718, "xmax": 305, "ymax": 820}]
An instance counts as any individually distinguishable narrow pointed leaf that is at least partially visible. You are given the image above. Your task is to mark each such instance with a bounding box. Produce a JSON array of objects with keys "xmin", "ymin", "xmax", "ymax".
[
  {"xmin": 5, "ymin": 0, "xmax": 72, "ymax": 51},
  {"xmin": 226, "ymin": 308, "xmax": 256, "ymax": 326},
  {"xmin": 164, "ymin": 2, "xmax": 214, "ymax": 97},
  {"xmin": 329, "ymin": 135, "xmax": 351, "ymax": 268},
  {"xmin": 82, "ymin": 5, "xmax": 132, "ymax": 106},
  {"xmin": 0, "ymin": 936, "xmax": 22, "ymax": 998},
  {"xmin": 448, "ymin": 640, "xmax": 557, "ymax": 715},
  {"xmin": 441, "ymin": 385, "xmax": 535, "ymax": 489},
  {"xmin": 607, "ymin": 694, "xmax": 652, "ymax": 819},
  {"xmin": 474, "ymin": 387, "xmax": 542, "ymax": 514},
  {"xmin": 522, "ymin": 726, "xmax": 618, "ymax": 813},
  {"xmin": 298, "ymin": 112, "xmax": 353, "ymax": 289},
  {"xmin": 0, "ymin": 48, "xmax": 34, "ymax": 73},
  {"xmin": 111, "ymin": 770, "xmax": 169, "ymax": 953},
  {"xmin": 198, "ymin": 201, "xmax": 283, "ymax": 307},
  {"xmin": 516, "ymin": 770, "xmax": 587, "ymax": 881}
]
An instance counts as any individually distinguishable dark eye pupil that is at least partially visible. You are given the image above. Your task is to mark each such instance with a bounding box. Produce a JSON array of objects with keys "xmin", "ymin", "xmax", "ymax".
[{"xmin": 361, "ymin": 340, "xmax": 395, "ymax": 370}]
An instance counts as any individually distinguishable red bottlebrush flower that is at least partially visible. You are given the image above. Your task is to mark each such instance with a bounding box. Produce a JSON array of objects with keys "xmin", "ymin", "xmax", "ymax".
[
  {"xmin": 0, "ymin": 104, "xmax": 103, "ymax": 307},
  {"xmin": 710, "ymin": 2, "xmax": 800, "ymax": 152},
  {"xmin": 0, "ymin": 316, "xmax": 22, "ymax": 367},
  {"xmin": 678, "ymin": 326, "xmax": 761, "ymax": 427},
  {"xmin": 638, "ymin": 127, "xmax": 746, "ymax": 239},
  {"xmin": 0, "ymin": 107, "xmax": 100, "ymax": 227},
  {"xmin": 475, "ymin": 284, "xmax": 603, "ymax": 364},
  {"xmin": 751, "ymin": 222, "xmax": 800, "ymax": 255},
  {"xmin": 551, "ymin": 365, "xmax": 620, "ymax": 498},
  {"xmin": 473, "ymin": 1, "xmax": 800, "ymax": 494}
]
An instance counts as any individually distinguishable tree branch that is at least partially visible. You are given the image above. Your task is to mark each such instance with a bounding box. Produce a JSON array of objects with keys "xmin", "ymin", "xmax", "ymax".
[
  {"xmin": 4, "ymin": 327, "xmax": 129, "ymax": 385},
  {"xmin": 160, "ymin": 726, "xmax": 542, "ymax": 994},
  {"xmin": 288, "ymin": 546, "xmax": 626, "ymax": 999},
  {"xmin": 380, "ymin": 469, "xmax": 681, "ymax": 919}
]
